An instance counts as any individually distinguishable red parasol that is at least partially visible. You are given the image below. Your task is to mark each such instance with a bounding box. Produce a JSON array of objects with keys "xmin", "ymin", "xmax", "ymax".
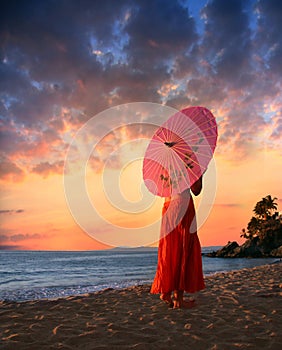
[{"xmin": 142, "ymin": 106, "xmax": 217, "ymax": 197}]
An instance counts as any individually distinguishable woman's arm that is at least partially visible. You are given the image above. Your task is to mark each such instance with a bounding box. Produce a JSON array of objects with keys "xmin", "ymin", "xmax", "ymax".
[{"xmin": 191, "ymin": 176, "xmax": 202, "ymax": 196}]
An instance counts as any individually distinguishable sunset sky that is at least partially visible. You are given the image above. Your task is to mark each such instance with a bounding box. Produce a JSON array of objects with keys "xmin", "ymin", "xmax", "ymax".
[{"xmin": 1, "ymin": 0, "xmax": 281, "ymax": 250}]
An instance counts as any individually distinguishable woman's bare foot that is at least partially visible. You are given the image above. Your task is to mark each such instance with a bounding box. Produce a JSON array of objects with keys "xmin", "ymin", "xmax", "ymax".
[
  {"xmin": 173, "ymin": 290, "xmax": 196, "ymax": 309},
  {"xmin": 173, "ymin": 299, "xmax": 195, "ymax": 309},
  {"xmin": 160, "ymin": 293, "xmax": 173, "ymax": 307}
]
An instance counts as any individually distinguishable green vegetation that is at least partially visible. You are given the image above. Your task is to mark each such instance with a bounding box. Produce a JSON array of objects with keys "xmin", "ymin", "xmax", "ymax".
[
  {"xmin": 240, "ymin": 195, "xmax": 282, "ymax": 251},
  {"xmin": 206, "ymin": 195, "xmax": 282, "ymax": 258}
]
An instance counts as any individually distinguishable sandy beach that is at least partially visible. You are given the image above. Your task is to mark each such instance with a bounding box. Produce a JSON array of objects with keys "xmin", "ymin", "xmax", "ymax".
[{"xmin": 1, "ymin": 262, "xmax": 281, "ymax": 350}]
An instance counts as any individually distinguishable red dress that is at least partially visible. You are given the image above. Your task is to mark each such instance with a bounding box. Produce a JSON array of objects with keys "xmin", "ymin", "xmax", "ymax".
[{"xmin": 151, "ymin": 190, "xmax": 205, "ymax": 294}]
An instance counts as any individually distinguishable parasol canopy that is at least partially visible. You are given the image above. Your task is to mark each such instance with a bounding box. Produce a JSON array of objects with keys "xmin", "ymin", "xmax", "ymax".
[{"xmin": 142, "ymin": 106, "xmax": 217, "ymax": 197}]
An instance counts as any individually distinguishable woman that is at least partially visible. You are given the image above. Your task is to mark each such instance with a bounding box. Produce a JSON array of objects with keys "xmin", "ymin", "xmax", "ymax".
[{"xmin": 150, "ymin": 176, "xmax": 205, "ymax": 308}]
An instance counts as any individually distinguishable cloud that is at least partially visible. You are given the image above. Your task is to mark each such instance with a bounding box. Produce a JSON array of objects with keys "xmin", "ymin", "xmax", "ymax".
[
  {"xmin": 254, "ymin": 0, "xmax": 282, "ymax": 74},
  {"xmin": 0, "ymin": 157, "xmax": 25, "ymax": 182},
  {"xmin": 201, "ymin": 0, "xmax": 252, "ymax": 81},
  {"xmin": 186, "ymin": 77, "xmax": 226, "ymax": 105},
  {"xmin": 32, "ymin": 161, "xmax": 65, "ymax": 177},
  {"xmin": 269, "ymin": 109, "xmax": 282, "ymax": 142},
  {"xmin": 0, "ymin": 233, "xmax": 42, "ymax": 242},
  {"xmin": 124, "ymin": 0, "xmax": 197, "ymax": 67},
  {"xmin": 0, "ymin": 0, "xmax": 281, "ymax": 176},
  {"xmin": 0, "ymin": 231, "xmax": 45, "ymax": 250},
  {"xmin": 0, "ymin": 245, "xmax": 22, "ymax": 250},
  {"xmin": 214, "ymin": 203, "xmax": 241, "ymax": 208},
  {"xmin": 0, "ymin": 209, "xmax": 24, "ymax": 215}
]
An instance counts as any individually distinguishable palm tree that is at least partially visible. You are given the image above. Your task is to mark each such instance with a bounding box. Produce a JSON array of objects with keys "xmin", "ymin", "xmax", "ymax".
[
  {"xmin": 253, "ymin": 201, "xmax": 266, "ymax": 219},
  {"xmin": 264, "ymin": 195, "xmax": 278, "ymax": 216},
  {"xmin": 240, "ymin": 228, "xmax": 247, "ymax": 239},
  {"xmin": 247, "ymin": 216, "xmax": 261, "ymax": 238},
  {"xmin": 240, "ymin": 195, "xmax": 282, "ymax": 255},
  {"xmin": 253, "ymin": 195, "xmax": 278, "ymax": 220}
]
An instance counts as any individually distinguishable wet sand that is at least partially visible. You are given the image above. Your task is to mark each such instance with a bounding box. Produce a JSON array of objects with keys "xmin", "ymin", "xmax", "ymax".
[{"xmin": 1, "ymin": 262, "xmax": 281, "ymax": 349}]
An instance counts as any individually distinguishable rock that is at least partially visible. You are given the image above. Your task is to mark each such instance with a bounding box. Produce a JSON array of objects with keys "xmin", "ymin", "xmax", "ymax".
[
  {"xmin": 228, "ymin": 246, "xmax": 243, "ymax": 258},
  {"xmin": 215, "ymin": 241, "xmax": 239, "ymax": 258},
  {"xmin": 270, "ymin": 245, "xmax": 282, "ymax": 257},
  {"xmin": 206, "ymin": 240, "xmax": 270, "ymax": 258},
  {"xmin": 206, "ymin": 240, "xmax": 282, "ymax": 259},
  {"xmin": 239, "ymin": 244, "xmax": 263, "ymax": 258}
]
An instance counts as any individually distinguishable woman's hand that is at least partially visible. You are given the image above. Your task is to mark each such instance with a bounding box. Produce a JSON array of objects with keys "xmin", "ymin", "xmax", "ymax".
[{"xmin": 191, "ymin": 176, "xmax": 202, "ymax": 196}]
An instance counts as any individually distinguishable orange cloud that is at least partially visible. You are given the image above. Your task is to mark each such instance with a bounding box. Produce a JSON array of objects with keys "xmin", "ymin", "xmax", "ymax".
[
  {"xmin": 0, "ymin": 158, "xmax": 25, "ymax": 182},
  {"xmin": 32, "ymin": 161, "xmax": 65, "ymax": 178}
]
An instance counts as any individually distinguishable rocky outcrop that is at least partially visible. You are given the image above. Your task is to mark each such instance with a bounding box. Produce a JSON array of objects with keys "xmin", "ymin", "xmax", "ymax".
[
  {"xmin": 206, "ymin": 241, "xmax": 282, "ymax": 258},
  {"xmin": 209, "ymin": 195, "xmax": 282, "ymax": 258},
  {"xmin": 205, "ymin": 215, "xmax": 282, "ymax": 258},
  {"xmin": 270, "ymin": 245, "xmax": 282, "ymax": 257},
  {"xmin": 208, "ymin": 241, "xmax": 239, "ymax": 258}
]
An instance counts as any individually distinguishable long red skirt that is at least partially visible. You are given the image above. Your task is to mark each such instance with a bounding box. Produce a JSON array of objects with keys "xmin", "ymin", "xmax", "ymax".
[{"xmin": 151, "ymin": 192, "xmax": 205, "ymax": 294}]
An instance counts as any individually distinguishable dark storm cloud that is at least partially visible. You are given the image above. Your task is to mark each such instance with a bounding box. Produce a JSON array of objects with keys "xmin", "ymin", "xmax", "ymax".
[
  {"xmin": 255, "ymin": 0, "xmax": 282, "ymax": 73},
  {"xmin": 125, "ymin": 0, "xmax": 197, "ymax": 67},
  {"xmin": 196, "ymin": 0, "xmax": 281, "ymax": 160},
  {"xmin": 201, "ymin": 0, "xmax": 252, "ymax": 82},
  {"xmin": 1, "ymin": 1, "xmax": 194, "ymax": 132},
  {"xmin": 1, "ymin": 0, "xmax": 129, "ymax": 123},
  {"xmin": 187, "ymin": 77, "xmax": 226, "ymax": 104},
  {"xmin": 0, "ymin": 63, "xmax": 31, "ymax": 96}
]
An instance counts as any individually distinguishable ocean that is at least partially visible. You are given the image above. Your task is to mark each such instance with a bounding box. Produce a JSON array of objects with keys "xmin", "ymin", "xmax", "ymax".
[{"xmin": 0, "ymin": 248, "xmax": 278, "ymax": 302}]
